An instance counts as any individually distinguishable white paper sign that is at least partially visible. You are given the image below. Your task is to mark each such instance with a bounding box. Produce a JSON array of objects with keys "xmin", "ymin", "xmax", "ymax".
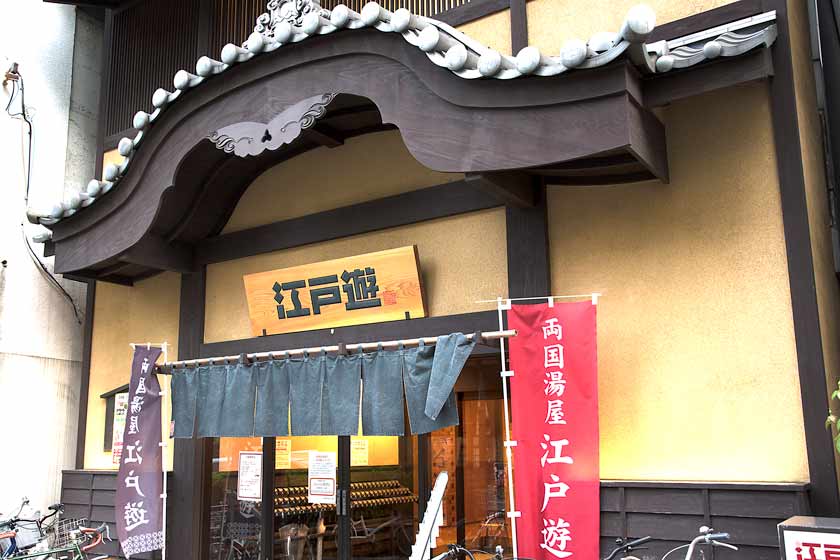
[
  {"xmin": 276, "ymin": 439, "xmax": 292, "ymax": 470},
  {"xmin": 351, "ymin": 439, "xmax": 369, "ymax": 466},
  {"xmin": 238, "ymin": 451, "xmax": 263, "ymax": 502},
  {"xmin": 782, "ymin": 529, "xmax": 840, "ymax": 560},
  {"xmin": 111, "ymin": 393, "xmax": 129, "ymax": 465},
  {"xmin": 308, "ymin": 451, "xmax": 337, "ymax": 505}
]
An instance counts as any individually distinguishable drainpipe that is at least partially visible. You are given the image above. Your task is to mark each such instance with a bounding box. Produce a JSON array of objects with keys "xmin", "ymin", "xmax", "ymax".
[{"xmin": 806, "ymin": 0, "xmax": 840, "ymax": 277}]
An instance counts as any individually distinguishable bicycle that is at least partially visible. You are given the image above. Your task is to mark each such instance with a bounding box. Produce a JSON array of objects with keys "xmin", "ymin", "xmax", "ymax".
[
  {"xmin": 601, "ymin": 527, "xmax": 738, "ymax": 560},
  {"xmin": 0, "ymin": 500, "xmax": 64, "ymax": 558},
  {"xmin": 0, "ymin": 522, "xmax": 109, "ymax": 560}
]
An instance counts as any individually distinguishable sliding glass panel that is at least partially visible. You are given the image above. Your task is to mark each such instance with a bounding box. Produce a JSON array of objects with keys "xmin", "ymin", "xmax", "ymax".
[
  {"xmin": 273, "ymin": 437, "xmax": 341, "ymax": 560},
  {"xmin": 348, "ymin": 434, "xmax": 418, "ymax": 560},
  {"xmin": 208, "ymin": 437, "xmax": 263, "ymax": 560},
  {"xmin": 431, "ymin": 358, "xmax": 512, "ymax": 559}
]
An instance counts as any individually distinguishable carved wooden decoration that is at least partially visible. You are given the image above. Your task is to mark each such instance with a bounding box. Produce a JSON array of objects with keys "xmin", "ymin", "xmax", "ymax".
[{"xmin": 208, "ymin": 93, "xmax": 335, "ymax": 157}]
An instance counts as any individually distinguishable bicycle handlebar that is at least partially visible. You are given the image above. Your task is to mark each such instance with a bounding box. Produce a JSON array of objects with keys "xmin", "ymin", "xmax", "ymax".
[
  {"xmin": 706, "ymin": 533, "xmax": 730, "ymax": 541},
  {"xmin": 625, "ymin": 536, "xmax": 652, "ymax": 548},
  {"xmin": 602, "ymin": 536, "xmax": 652, "ymax": 560}
]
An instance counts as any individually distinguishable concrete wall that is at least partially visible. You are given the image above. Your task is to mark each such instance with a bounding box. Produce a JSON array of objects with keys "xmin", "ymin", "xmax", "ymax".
[
  {"xmin": 547, "ymin": 83, "xmax": 807, "ymax": 482},
  {"xmin": 0, "ymin": 3, "xmax": 101, "ymax": 514}
]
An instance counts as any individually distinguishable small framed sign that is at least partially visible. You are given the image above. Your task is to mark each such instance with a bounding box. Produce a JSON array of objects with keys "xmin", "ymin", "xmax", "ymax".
[{"xmin": 243, "ymin": 246, "xmax": 426, "ymax": 336}]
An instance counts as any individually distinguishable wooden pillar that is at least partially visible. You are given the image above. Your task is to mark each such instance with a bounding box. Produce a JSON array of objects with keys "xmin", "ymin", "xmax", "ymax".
[
  {"xmin": 505, "ymin": 179, "xmax": 550, "ymax": 299},
  {"xmin": 169, "ymin": 268, "xmax": 212, "ymax": 557},
  {"xmin": 762, "ymin": 0, "xmax": 840, "ymax": 514}
]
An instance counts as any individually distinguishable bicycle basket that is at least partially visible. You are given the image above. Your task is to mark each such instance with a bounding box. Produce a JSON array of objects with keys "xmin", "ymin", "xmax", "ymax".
[{"xmin": 54, "ymin": 517, "xmax": 88, "ymax": 548}]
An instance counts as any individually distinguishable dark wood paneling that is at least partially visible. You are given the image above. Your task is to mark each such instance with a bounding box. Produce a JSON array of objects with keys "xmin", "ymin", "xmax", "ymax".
[
  {"xmin": 199, "ymin": 311, "xmax": 500, "ymax": 358},
  {"xmin": 105, "ymin": 0, "xmax": 202, "ymax": 137},
  {"xmin": 600, "ymin": 487, "xmax": 621, "ymax": 512},
  {"xmin": 196, "ymin": 179, "xmax": 500, "ymax": 265},
  {"xmin": 761, "ymin": 0, "xmax": 840, "ymax": 515},
  {"xmin": 64, "ymin": 470, "xmax": 806, "ymax": 560},
  {"xmin": 711, "ymin": 516, "xmax": 781, "ymax": 547},
  {"xmin": 601, "ymin": 512, "xmax": 623, "ymax": 536},
  {"xmin": 75, "ymin": 281, "xmax": 96, "ymax": 469},
  {"xmin": 710, "ymin": 489, "xmax": 803, "ymax": 519},
  {"xmin": 626, "ymin": 513, "xmax": 707, "ymax": 540},
  {"xmin": 625, "ymin": 488, "xmax": 704, "ymax": 515}
]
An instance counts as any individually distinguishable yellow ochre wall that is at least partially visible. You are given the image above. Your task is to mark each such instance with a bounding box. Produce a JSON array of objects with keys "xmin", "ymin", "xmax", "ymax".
[
  {"xmin": 526, "ymin": 0, "xmax": 738, "ymax": 53},
  {"xmin": 548, "ymin": 83, "xmax": 808, "ymax": 482},
  {"xmin": 206, "ymin": 209, "xmax": 508, "ymax": 342},
  {"xmin": 223, "ymin": 130, "xmax": 462, "ymax": 233},
  {"xmin": 786, "ymin": 0, "xmax": 840, "ymax": 475},
  {"xmin": 207, "ymin": 130, "xmax": 506, "ymax": 343},
  {"xmin": 84, "ymin": 273, "xmax": 180, "ymax": 470}
]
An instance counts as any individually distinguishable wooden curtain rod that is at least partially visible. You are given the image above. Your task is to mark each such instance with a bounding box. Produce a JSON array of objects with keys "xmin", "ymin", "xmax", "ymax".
[{"xmin": 155, "ymin": 329, "xmax": 516, "ymax": 373}]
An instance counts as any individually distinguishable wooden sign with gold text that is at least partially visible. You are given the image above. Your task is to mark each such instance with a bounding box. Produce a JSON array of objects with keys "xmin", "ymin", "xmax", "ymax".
[{"xmin": 243, "ymin": 246, "xmax": 426, "ymax": 336}]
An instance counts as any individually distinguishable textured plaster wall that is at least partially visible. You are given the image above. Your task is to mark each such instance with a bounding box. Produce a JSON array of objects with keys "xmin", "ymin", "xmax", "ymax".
[
  {"xmin": 785, "ymin": 0, "xmax": 840, "ymax": 476},
  {"xmin": 223, "ymin": 130, "xmax": 462, "ymax": 233},
  {"xmin": 206, "ymin": 208, "xmax": 508, "ymax": 342},
  {"xmin": 0, "ymin": 3, "xmax": 99, "ymax": 514},
  {"xmin": 548, "ymin": 83, "xmax": 808, "ymax": 482},
  {"xmin": 456, "ymin": 10, "xmax": 512, "ymax": 55},
  {"xmin": 527, "ymin": 0, "xmax": 737, "ymax": 53},
  {"xmin": 84, "ymin": 273, "xmax": 180, "ymax": 470}
]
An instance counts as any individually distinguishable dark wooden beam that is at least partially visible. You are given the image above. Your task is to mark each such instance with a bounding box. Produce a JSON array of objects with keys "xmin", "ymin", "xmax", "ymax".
[
  {"xmin": 195, "ymin": 179, "xmax": 500, "ymax": 265},
  {"xmin": 118, "ymin": 235, "xmax": 195, "ymax": 273},
  {"xmin": 306, "ymin": 123, "xmax": 344, "ymax": 148},
  {"xmin": 465, "ymin": 172, "xmax": 537, "ymax": 207},
  {"xmin": 435, "ymin": 0, "xmax": 509, "ymax": 27},
  {"xmin": 649, "ymin": 0, "xmax": 763, "ymax": 42},
  {"xmin": 170, "ymin": 268, "xmax": 212, "ymax": 558},
  {"xmin": 200, "ymin": 311, "xmax": 500, "ymax": 357},
  {"xmin": 762, "ymin": 0, "xmax": 840, "ymax": 515},
  {"xmin": 509, "ymin": 0, "xmax": 528, "ymax": 54},
  {"xmin": 74, "ymin": 280, "xmax": 96, "ymax": 469},
  {"xmin": 62, "ymin": 270, "xmax": 133, "ymax": 286},
  {"xmin": 505, "ymin": 179, "xmax": 550, "ymax": 299},
  {"xmin": 644, "ymin": 48, "xmax": 774, "ymax": 108}
]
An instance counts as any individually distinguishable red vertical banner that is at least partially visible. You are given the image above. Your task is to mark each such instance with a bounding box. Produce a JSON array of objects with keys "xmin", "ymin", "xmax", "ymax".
[{"xmin": 508, "ymin": 301, "xmax": 599, "ymax": 560}]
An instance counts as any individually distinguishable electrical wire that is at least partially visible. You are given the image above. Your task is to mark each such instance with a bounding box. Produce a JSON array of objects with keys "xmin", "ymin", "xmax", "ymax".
[{"xmin": 3, "ymin": 72, "xmax": 82, "ymax": 324}]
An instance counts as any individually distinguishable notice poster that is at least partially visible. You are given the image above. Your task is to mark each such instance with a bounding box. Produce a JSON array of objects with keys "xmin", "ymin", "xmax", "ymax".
[
  {"xmin": 308, "ymin": 451, "xmax": 337, "ymax": 505},
  {"xmin": 351, "ymin": 439, "xmax": 369, "ymax": 466},
  {"xmin": 508, "ymin": 301, "xmax": 599, "ymax": 560},
  {"xmin": 276, "ymin": 439, "xmax": 292, "ymax": 470},
  {"xmin": 111, "ymin": 392, "xmax": 129, "ymax": 465},
  {"xmin": 238, "ymin": 451, "xmax": 262, "ymax": 502}
]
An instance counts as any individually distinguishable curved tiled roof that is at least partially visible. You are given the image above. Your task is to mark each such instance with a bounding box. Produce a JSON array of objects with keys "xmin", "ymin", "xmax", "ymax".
[{"xmin": 27, "ymin": 1, "xmax": 777, "ymax": 233}]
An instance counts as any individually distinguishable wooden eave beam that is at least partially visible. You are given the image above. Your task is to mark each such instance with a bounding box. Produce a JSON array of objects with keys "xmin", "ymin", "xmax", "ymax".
[
  {"xmin": 644, "ymin": 48, "xmax": 774, "ymax": 108},
  {"xmin": 306, "ymin": 123, "xmax": 345, "ymax": 148},
  {"xmin": 465, "ymin": 172, "xmax": 537, "ymax": 208},
  {"xmin": 118, "ymin": 234, "xmax": 195, "ymax": 273}
]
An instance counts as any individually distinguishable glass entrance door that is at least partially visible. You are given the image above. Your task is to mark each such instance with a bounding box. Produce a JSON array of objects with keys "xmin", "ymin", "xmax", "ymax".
[
  {"xmin": 272, "ymin": 436, "xmax": 344, "ymax": 560},
  {"xmin": 348, "ymin": 434, "xmax": 419, "ymax": 560},
  {"xmin": 430, "ymin": 358, "xmax": 512, "ymax": 558}
]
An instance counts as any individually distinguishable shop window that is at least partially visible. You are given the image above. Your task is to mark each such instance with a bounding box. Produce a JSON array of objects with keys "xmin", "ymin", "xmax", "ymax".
[{"xmin": 100, "ymin": 384, "xmax": 129, "ymax": 452}]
